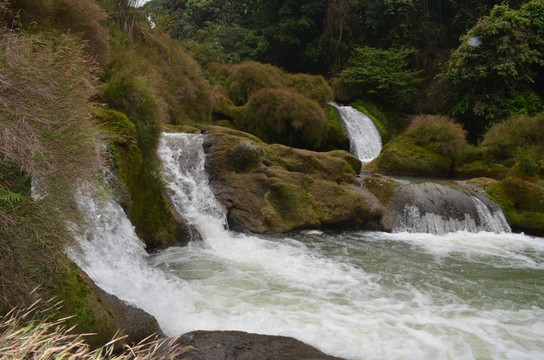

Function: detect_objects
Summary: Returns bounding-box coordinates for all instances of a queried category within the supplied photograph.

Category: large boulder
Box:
[363,138,452,177]
[171,330,343,360]
[202,126,382,233]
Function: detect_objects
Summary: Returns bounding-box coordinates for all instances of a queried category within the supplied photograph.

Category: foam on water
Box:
[330,103,382,163]
[67,133,544,360]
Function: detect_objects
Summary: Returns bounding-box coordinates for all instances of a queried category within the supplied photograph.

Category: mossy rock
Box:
[263,182,321,230]
[362,174,398,206]
[364,138,451,177]
[202,126,379,233]
[57,263,161,349]
[484,175,544,235]
[98,108,189,249]
[455,160,510,179]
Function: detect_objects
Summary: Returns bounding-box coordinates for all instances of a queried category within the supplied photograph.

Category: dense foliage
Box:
[147,0,544,141]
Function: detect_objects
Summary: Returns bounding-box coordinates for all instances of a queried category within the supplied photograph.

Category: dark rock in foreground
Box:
[172,330,344,360]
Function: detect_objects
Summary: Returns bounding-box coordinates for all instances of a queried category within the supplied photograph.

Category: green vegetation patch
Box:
[264,182,321,229]
[239,88,329,150]
[485,176,544,235]
[364,138,452,177]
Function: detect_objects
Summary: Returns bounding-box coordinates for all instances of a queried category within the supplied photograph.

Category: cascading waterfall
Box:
[157,133,227,237]
[330,103,382,163]
[393,197,511,234]
[66,132,544,360]
[391,182,511,234]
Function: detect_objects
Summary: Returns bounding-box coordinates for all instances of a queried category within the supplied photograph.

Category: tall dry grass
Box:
[0,298,192,359]
[0,29,103,207]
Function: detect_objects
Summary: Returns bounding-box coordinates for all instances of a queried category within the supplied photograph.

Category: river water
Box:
[68,133,544,360]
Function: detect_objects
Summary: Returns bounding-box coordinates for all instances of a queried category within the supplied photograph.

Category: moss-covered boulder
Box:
[482,175,544,236]
[455,160,510,179]
[97,109,192,250]
[364,138,452,177]
[202,126,381,233]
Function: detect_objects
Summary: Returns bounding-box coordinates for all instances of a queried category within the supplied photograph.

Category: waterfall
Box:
[157,133,228,237]
[65,133,544,360]
[391,182,511,234]
[331,103,382,163]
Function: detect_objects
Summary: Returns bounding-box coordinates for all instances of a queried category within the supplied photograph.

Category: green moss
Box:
[351,100,390,142]
[97,108,182,249]
[324,105,349,151]
[485,176,544,235]
[364,138,451,177]
[456,160,510,179]
[363,175,397,205]
[264,182,320,229]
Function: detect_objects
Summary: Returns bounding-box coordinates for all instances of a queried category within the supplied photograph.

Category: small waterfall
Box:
[157,133,228,237]
[391,182,511,234]
[331,103,382,163]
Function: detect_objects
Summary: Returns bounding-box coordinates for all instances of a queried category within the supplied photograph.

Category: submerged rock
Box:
[171,330,344,360]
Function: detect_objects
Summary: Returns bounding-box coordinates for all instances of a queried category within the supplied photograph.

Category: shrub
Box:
[226,61,283,106]
[480,113,544,176]
[405,115,468,160]
[282,73,334,106]
[239,88,328,150]
[481,113,544,160]
[130,32,214,124]
[0,30,101,206]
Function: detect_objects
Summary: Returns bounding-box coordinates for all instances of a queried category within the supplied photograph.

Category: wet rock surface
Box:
[202,126,381,233]
[172,330,344,360]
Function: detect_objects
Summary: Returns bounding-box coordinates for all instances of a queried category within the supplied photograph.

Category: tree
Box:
[338,46,423,111]
[447,3,542,140]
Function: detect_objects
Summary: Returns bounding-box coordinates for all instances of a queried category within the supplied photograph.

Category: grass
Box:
[0,298,193,359]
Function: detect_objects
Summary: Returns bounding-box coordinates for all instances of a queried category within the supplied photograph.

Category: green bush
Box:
[226,61,283,106]
[282,73,334,106]
[239,88,328,150]
[405,115,468,160]
[130,32,214,124]
[103,71,164,160]
[481,113,544,161]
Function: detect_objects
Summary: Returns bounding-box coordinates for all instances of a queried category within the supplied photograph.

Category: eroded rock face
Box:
[171,330,344,360]
[202,126,381,233]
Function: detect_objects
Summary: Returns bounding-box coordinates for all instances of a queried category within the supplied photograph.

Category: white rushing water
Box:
[68,133,544,360]
[394,197,511,234]
[331,103,382,163]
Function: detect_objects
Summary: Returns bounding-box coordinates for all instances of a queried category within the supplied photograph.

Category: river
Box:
[68,132,544,360]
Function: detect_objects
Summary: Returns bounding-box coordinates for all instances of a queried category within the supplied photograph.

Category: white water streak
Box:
[331,103,382,163]
[394,197,511,234]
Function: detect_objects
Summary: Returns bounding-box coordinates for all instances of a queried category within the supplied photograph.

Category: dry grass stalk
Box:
[0,298,194,359]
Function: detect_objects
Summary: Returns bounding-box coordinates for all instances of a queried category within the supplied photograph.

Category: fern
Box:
[0,186,23,206]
